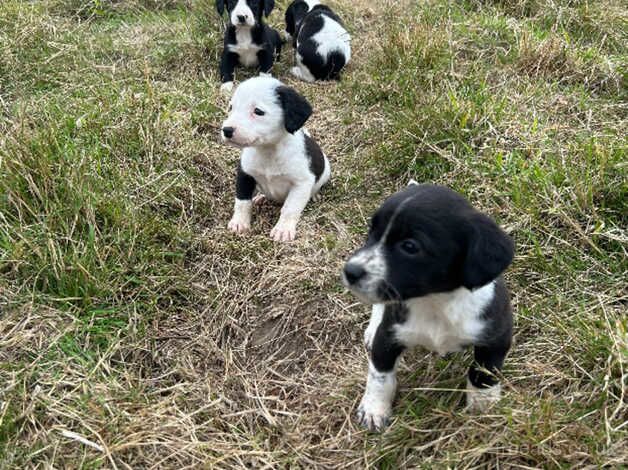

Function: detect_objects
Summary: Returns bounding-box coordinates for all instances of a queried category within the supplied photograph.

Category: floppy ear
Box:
[285,4,295,36]
[276,85,312,133]
[462,213,514,289]
[263,0,275,17]
[216,0,225,16]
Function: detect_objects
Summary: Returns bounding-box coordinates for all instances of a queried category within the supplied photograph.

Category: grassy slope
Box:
[0,0,626,467]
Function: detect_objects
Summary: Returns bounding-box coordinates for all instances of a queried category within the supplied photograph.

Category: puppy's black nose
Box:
[237,15,246,23]
[222,126,235,139]
[344,263,366,285]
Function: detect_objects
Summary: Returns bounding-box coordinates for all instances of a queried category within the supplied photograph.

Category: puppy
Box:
[342,183,515,431]
[221,76,331,242]
[216,0,283,94]
[284,0,351,82]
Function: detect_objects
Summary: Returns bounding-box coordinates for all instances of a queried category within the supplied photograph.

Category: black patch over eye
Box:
[400,239,420,255]
[254,108,265,116]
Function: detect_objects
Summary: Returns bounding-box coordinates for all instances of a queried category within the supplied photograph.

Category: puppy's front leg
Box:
[270,183,312,242]
[220,51,239,94]
[228,166,256,234]
[357,316,405,432]
[466,343,509,411]
[256,48,274,75]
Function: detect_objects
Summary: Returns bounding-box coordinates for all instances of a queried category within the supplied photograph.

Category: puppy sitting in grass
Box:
[221,76,331,242]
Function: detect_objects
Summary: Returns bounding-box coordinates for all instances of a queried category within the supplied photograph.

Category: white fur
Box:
[303,0,321,8]
[291,53,316,82]
[357,361,397,431]
[223,77,330,242]
[228,198,252,234]
[230,0,255,27]
[309,15,351,62]
[363,303,384,351]
[394,282,495,356]
[227,27,262,67]
[466,378,501,412]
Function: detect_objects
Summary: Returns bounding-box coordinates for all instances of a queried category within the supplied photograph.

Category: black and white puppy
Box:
[343,183,515,431]
[284,0,351,82]
[221,76,331,242]
[216,0,283,94]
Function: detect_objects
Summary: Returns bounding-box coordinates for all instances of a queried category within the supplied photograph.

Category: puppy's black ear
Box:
[462,213,514,289]
[263,0,275,17]
[276,85,312,133]
[216,0,225,16]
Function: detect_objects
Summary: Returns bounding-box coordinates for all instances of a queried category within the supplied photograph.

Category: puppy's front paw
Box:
[465,380,501,412]
[356,396,391,432]
[220,81,234,95]
[228,217,250,234]
[252,194,267,206]
[270,221,297,242]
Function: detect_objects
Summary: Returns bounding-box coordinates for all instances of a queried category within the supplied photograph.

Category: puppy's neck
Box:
[254,131,300,155]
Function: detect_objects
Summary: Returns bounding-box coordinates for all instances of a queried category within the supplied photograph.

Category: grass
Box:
[0,0,626,467]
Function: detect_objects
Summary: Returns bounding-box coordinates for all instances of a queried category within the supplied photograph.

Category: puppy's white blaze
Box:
[364,303,385,350]
[303,0,321,9]
[308,16,351,63]
[466,378,502,412]
[407,179,419,186]
[230,0,255,26]
[347,244,387,294]
[358,360,396,430]
[394,282,495,355]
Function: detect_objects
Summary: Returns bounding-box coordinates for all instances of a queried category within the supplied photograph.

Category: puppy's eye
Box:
[253,108,265,116]
[400,239,420,255]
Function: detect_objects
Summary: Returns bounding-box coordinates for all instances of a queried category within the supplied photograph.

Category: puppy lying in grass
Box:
[343,182,515,431]
[284,0,351,82]
[221,76,331,242]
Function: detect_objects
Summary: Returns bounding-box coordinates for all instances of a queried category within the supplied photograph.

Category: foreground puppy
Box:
[216,0,283,94]
[222,76,331,242]
[284,0,351,82]
[343,183,514,431]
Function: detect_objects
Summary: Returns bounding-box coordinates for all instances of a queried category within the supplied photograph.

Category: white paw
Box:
[465,379,501,412]
[283,30,293,41]
[258,72,272,78]
[356,395,392,432]
[227,217,250,234]
[270,221,297,242]
[252,194,267,206]
[220,81,234,95]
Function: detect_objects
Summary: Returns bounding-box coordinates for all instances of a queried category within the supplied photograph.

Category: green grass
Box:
[1,0,626,467]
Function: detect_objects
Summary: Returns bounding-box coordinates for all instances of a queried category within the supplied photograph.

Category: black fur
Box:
[370,303,407,372]
[217,0,282,83]
[285,2,349,80]
[275,86,313,133]
[235,164,256,200]
[304,133,324,181]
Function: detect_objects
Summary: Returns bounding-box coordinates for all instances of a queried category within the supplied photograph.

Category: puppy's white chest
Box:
[393,284,494,355]
[228,29,261,67]
[241,152,292,202]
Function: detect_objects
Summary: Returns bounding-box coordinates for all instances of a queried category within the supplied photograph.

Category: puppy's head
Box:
[343,184,514,304]
[221,76,313,147]
[216,0,274,27]
[285,0,317,39]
